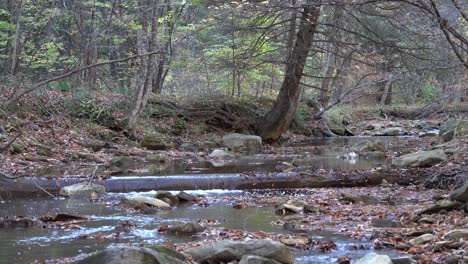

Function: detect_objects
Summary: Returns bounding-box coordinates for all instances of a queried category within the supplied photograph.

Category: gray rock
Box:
[59,182,106,197]
[376,127,402,136]
[155,192,179,207]
[124,195,171,209]
[450,181,468,202]
[391,256,417,264]
[392,149,447,168]
[363,151,386,160]
[76,246,185,264]
[176,191,198,202]
[141,134,173,150]
[354,140,386,152]
[184,240,293,264]
[239,255,281,264]
[168,222,205,235]
[222,133,262,154]
[439,119,468,142]
[355,252,392,264]
[209,149,237,158]
[146,154,168,163]
[303,204,320,213]
[444,229,468,239]
[417,201,464,215]
[409,234,436,245]
[76,152,104,162]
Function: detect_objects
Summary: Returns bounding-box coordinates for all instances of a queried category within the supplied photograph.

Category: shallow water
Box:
[0,190,403,263]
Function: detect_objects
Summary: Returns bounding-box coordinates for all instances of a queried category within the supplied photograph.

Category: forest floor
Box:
[0,92,467,263]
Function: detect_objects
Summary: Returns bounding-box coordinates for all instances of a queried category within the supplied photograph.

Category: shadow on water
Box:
[0,191,403,263]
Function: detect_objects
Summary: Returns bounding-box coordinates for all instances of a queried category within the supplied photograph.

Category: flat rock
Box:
[184,239,294,264]
[391,256,417,264]
[168,222,205,235]
[125,195,170,209]
[392,149,447,168]
[279,237,311,247]
[444,229,468,239]
[371,219,400,228]
[59,182,106,197]
[209,149,237,158]
[76,246,185,264]
[409,234,436,245]
[355,252,392,264]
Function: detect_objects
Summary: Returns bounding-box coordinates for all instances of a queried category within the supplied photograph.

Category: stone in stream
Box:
[184,239,294,264]
[391,149,447,168]
[76,246,185,264]
[450,181,468,203]
[376,127,403,136]
[109,156,142,169]
[222,133,262,154]
[239,255,282,264]
[439,119,468,142]
[391,256,417,264]
[155,191,179,207]
[59,182,106,197]
[167,222,205,235]
[76,152,104,162]
[409,234,436,245]
[209,148,237,158]
[141,134,173,150]
[176,191,198,202]
[354,140,386,152]
[124,195,171,209]
[355,252,392,264]
[78,139,107,152]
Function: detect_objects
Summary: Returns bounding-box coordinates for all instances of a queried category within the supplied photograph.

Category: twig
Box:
[31,177,55,198]
[0,132,22,153]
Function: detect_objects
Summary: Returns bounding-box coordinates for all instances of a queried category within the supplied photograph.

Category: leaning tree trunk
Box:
[256,3,321,141]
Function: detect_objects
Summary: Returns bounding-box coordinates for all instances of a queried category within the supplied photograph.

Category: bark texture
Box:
[256,3,321,141]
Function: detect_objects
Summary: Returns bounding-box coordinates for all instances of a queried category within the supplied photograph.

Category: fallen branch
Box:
[0,132,22,153]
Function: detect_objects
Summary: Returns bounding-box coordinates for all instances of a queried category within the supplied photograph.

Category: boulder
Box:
[450,181,468,202]
[439,119,468,142]
[222,133,262,154]
[76,152,104,162]
[124,195,171,209]
[76,246,185,264]
[141,134,172,150]
[390,257,417,264]
[444,229,468,239]
[59,182,106,197]
[392,149,447,168]
[409,234,436,245]
[239,255,282,264]
[184,240,293,264]
[355,253,392,264]
[146,154,169,164]
[167,222,205,235]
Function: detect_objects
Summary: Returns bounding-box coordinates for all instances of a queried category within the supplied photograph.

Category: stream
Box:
[0,136,418,263]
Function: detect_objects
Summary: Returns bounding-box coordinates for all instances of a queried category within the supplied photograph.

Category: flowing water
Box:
[0,137,415,263]
[0,190,403,263]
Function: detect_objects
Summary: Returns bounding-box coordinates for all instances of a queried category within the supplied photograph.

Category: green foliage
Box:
[418,83,434,103]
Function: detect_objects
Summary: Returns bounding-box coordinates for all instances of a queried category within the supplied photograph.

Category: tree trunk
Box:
[379,73,397,106]
[256,3,321,141]
[127,0,161,136]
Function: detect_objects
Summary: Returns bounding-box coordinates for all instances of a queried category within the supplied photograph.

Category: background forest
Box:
[0,0,467,138]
